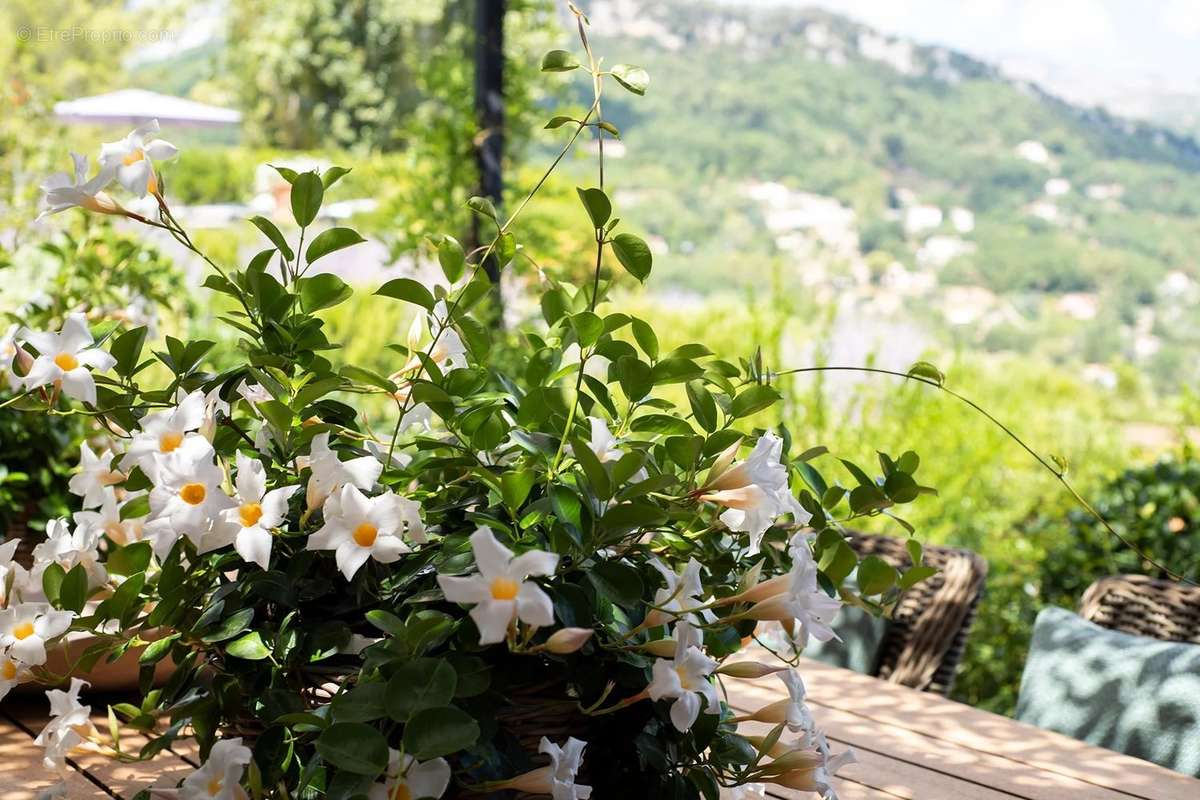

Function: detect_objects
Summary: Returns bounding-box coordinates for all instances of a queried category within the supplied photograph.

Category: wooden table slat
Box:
[724,656,1200,800]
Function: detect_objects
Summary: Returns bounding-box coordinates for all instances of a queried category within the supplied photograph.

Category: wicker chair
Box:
[1078,574,1200,644]
[844,531,988,696]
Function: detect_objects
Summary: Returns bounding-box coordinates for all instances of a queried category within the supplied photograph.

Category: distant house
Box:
[949,207,975,233]
[917,235,975,269]
[1015,140,1051,165]
[1085,183,1125,201]
[904,204,942,235]
[1055,293,1099,321]
[54,89,241,129]
[1044,178,1071,197]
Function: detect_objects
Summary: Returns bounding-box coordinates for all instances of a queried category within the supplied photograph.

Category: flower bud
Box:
[545,627,593,654]
[716,661,787,679]
[639,638,677,657]
[746,594,793,622]
[725,574,789,606]
[495,766,554,794]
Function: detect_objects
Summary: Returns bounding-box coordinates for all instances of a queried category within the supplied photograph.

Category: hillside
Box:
[583,0,1200,388]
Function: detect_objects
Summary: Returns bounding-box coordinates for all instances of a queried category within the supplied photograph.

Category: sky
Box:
[732,0,1200,114]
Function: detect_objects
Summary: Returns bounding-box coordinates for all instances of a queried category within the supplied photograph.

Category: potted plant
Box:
[1,10,936,798]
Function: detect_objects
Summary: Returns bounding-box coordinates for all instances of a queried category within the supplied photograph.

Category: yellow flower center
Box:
[1,660,17,680]
[54,352,79,371]
[159,431,184,452]
[123,148,145,166]
[353,523,378,548]
[391,784,412,800]
[12,622,34,641]
[207,776,222,796]
[180,483,207,505]
[490,577,520,601]
[676,664,694,690]
[239,502,264,528]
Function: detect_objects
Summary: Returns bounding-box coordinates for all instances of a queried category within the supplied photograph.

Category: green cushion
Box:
[803,604,889,674]
[1016,605,1200,776]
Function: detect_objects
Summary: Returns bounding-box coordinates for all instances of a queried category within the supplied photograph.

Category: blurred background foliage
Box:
[2,0,1199,717]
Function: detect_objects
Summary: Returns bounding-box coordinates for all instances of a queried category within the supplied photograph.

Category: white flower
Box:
[647,621,720,733]
[121,389,208,475]
[700,432,810,554]
[73,488,147,548]
[587,416,623,463]
[31,518,108,590]
[98,119,178,198]
[219,452,299,569]
[19,313,116,405]
[428,301,468,371]
[367,750,451,800]
[180,737,252,800]
[37,152,122,219]
[1,323,22,389]
[305,432,383,510]
[540,736,593,800]
[0,649,32,701]
[500,737,593,799]
[437,526,558,645]
[766,733,857,799]
[148,438,235,542]
[0,538,33,606]
[0,603,73,665]
[644,557,708,628]
[236,381,272,406]
[562,343,610,382]
[306,484,424,580]
[748,543,841,648]
[34,678,92,771]
[68,442,126,509]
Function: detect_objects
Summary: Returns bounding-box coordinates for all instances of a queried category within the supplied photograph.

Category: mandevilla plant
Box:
[2,9,936,799]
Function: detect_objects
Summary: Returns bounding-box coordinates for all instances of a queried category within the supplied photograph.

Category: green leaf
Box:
[650,358,703,385]
[376,278,434,310]
[730,385,781,418]
[42,562,65,606]
[331,683,386,723]
[686,380,719,432]
[572,439,612,500]
[110,326,148,378]
[258,399,294,433]
[611,233,652,282]
[900,564,939,590]
[119,495,151,521]
[138,633,179,665]
[106,542,151,578]
[541,49,581,71]
[60,563,89,613]
[249,216,293,261]
[630,318,659,360]
[321,166,352,189]
[200,608,255,644]
[466,196,499,223]
[304,227,366,267]
[437,236,466,283]
[402,706,480,760]
[610,64,650,95]
[290,171,324,227]
[907,360,945,386]
[587,560,645,607]
[270,164,299,183]
[500,470,536,510]
[297,273,353,312]
[385,659,457,722]
[340,365,397,393]
[316,723,389,776]
[576,187,612,228]
[364,610,405,638]
[226,631,270,660]
[857,556,898,596]
[545,115,577,129]
[570,311,604,348]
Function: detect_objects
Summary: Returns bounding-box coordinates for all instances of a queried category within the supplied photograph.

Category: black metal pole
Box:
[475,0,505,288]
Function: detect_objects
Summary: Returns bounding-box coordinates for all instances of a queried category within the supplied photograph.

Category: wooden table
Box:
[724,658,1200,799]
[3,658,1198,798]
